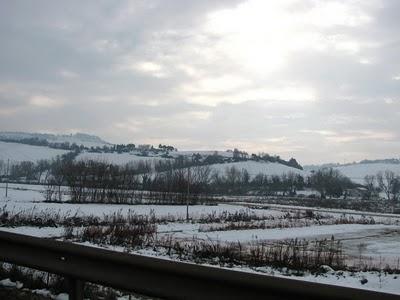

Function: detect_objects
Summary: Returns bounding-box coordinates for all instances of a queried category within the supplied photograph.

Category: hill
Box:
[0,132,110,148]
[305,160,400,184]
[0,141,69,163]
[210,160,305,178]
[0,131,305,179]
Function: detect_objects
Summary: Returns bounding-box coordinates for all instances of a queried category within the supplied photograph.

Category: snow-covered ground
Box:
[1,183,400,295]
[334,163,400,184]
[172,150,233,158]
[0,131,110,148]
[210,160,305,178]
[306,162,400,184]
[0,141,69,163]
[240,266,400,295]
[76,151,169,166]
[76,151,305,180]
[170,223,398,243]
[0,226,65,238]
[0,200,271,219]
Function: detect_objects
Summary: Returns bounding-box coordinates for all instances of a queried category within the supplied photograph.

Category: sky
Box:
[0,0,399,164]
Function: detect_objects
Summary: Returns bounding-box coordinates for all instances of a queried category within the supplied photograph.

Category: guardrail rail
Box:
[0,231,398,300]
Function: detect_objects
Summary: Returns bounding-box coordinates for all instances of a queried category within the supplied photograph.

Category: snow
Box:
[2,183,400,295]
[0,226,64,238]
[0,278,19,288]
[171,223,399,243]
[77,151,305,178]
[210,160,305,178]
[306,162,400,184]
[0,277,69,299]
[245,267,400,295]
[0,200,276,219]
[76,151,169,165]
[0,131,110,148]
[79,243,400,295]
[0,183,287,220]
[0,141,69,163]
[55,293,69,300]
[0,184,45,202]
[173,150,233,158]
[334,163,400,184]
[237,202,400,220]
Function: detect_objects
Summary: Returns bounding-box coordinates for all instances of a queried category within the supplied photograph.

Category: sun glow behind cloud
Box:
[1,0,398,164]
[204,0,371,74]
[170,0,373,106]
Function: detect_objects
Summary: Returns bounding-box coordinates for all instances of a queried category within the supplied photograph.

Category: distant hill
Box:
[1,131,306,178]
[209,160,305,179]
[0,132,110,148]
[305,159,400,184]
[0,141,70,163]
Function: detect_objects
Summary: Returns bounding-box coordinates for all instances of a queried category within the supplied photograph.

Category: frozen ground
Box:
[241,266,400,295]
[0,183,47,202]
[0,183,283,218]
[210,160,305,178]
[0,226,64,238]
[76,151,169,166]
[236,202,400,220]
[306,162,400,184]
[0,141,69,163]
[0,200,278,220]
[172,150,233,158]
[1,183,400,295]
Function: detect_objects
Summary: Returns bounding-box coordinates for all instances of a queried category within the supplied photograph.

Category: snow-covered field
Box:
[73,150,400,183]
[76,152,305,179]
[305,162,400,184]
[1,183,400,295]
[334,163,400,184]
[0,131,110,148]
[5,136,400,188]
[0,141,69,163]
[76,151,169,166]
[172,150,233,158]
[210,160,305,178]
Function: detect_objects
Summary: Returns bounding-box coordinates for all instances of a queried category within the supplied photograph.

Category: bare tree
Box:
[0,160,5,177]
[376,171,395,202]
[363,175,376,200]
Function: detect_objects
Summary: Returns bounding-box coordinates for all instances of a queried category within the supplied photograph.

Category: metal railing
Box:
[0,231,398,300]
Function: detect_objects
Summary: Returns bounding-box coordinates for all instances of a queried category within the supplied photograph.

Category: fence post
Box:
[67,277,84,300]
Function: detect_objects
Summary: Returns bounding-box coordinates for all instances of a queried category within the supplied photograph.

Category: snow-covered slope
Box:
[333,163,400,184]
[305,162,400,184]
[210,161,305,178]
[172,150,233,158]
[0,141,69,163]
[77,152,304,177]
[76,152,170,165]
[0,132,110,148]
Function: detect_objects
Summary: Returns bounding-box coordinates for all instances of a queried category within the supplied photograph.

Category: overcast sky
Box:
[0,0,399,164]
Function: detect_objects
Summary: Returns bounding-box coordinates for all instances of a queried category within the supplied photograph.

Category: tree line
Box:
[363,170,400,203]
[4,156,400,205]
[38,159,359,203]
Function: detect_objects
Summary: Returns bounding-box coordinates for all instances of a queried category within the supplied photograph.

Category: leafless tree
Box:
[363,175,377,200]
[377,171,395,201]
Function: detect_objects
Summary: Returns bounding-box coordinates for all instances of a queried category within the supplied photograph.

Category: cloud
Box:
[59,70,79,79]
[0,0,400,163]
[29,95,63,108]
[129,61,167,78]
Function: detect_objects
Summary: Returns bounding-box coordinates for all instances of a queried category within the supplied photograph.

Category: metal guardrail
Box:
[0,231,398,300]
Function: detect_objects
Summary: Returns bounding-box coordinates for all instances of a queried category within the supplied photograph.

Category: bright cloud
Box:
[29,96,63,108]
[0,0,399,164]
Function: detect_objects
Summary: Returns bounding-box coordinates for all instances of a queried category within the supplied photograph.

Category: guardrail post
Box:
[67,277,84,300]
